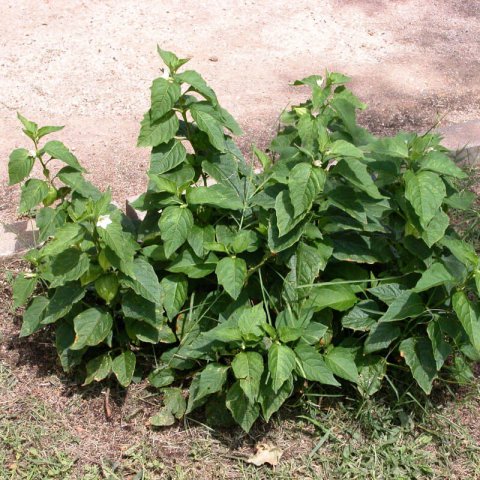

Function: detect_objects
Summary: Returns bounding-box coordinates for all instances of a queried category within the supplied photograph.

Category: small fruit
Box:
[98,250,111,270]
[42,187,58,206]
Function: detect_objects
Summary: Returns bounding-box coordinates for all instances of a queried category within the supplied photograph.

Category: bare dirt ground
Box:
[1,0,480,224]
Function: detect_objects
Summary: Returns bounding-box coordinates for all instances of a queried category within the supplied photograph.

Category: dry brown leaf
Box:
[246,442,283,467]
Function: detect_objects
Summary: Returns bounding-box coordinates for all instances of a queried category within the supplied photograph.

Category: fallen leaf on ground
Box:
[246,443,283,466]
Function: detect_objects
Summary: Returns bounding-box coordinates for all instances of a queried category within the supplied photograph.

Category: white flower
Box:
[326,159,338,171]
[161,66,171,79]
[28,149,36,158]
[96,214,112,229]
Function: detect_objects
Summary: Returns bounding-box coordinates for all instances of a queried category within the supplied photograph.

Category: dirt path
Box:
[1,0,479,224]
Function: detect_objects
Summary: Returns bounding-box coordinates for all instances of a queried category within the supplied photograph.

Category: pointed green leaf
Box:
[259,376,293,422]
[294,344,340,386]
[8,148,35,185]
[70,307,113,350]
[379,291,424,322]
[452,291,480,352]
[160,274,188,320]
[43,140,84,171]
[150,78,181,122]
[232,351,264,403]
[112,351,136,387]
[149,139,187,175]
[419,151,466,179]
[20,296,49,337]
[19,179,49,213]
[84,354,112,385]
[325,347,358,383]
[427,321,452,370]
[364,322,401,354]
[175,70,218,104]
[190,103,226,151]
[215,256,247,300]
[268,344,296,392]
[137,110,179,147]
[187,184,244,211]
[42,282,85,325]
[226,381,260,433]
[159,206,194,258]
[288,163,326,217]
[399,337,437,394]
[13,273,37,309]
[187,363,229,413]
[413,262,454,292]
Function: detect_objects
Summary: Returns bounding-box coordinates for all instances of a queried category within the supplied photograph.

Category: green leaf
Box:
[159,206,194,258]
[357,356,387,397]
[452,291,480,352]
[268,344,296,392]
[324,347,358,383]
[37,125,64,139]
[84,354,112,385]
[57,167,102,200]
[42,282,85,325]
[97,220,137,264]
[149,139,187,175]
[328,139,364,159]
[150,78,181,122]
[167,248,218,279]
[157,47,190,73]
[226,381,260,433]
[364,322,401,354]
[419,151,466,179]
[268,213,306,253]
[307,284,357,312]
[175,70,218,104]
[259,376,293,422]
[238,303,267,340]
[148,366,175,388]
[137,110,179,147]
[150,387,186,426]
[19,179,49,213]
[379,291,424,322]
[112,351,136,387]
[187,184,244,211]
[440,237,478,269]
[369,283,407,305]
[123,257,162,304]
[160,274,188,320]
[274,190,298,236]
[41,223,84,258]
[43,140,84,171]
[36,207,67,242]
[232,351,264,403]
[190,103,226,151]
[20,296,49,337]
[288,163,326,217]
[294,344,340,386]
[50,248,90,287]
[253,146,271,170]
[333,159,383,199]
[404,170,446,228]
[413,262,454,292]
[427,321,452,370]
[187,224,215,257]
[13,273,37,309]
[8,148,34,185]
[369,136,408,158]
[341,300,378,332]
[399,337,437,394]
[421,210,449,248]
[215,256,247,300]
[70,307,113,350]
[17,112,38,138]
[187,363,229,413]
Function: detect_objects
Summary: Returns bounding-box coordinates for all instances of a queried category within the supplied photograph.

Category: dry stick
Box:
[104,386,112,420]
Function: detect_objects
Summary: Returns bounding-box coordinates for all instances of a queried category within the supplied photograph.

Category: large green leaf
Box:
[413,262,454,292]
[112,351,136,387]
[137,110,179,147]
[149,140,186,175]
[333,159,383,199]
[399,337,437,394]
[43,140,84,171]
[70,307,113,350]
[421,210,449,247]
[167,248,217,279]
[42,282,85,325]
[150,387,186,426]
[150,78,181,122]
[215,256,247,300]
[427,321,452,370]
[226,381,260,433]
[84,354,112,385]
[187,184,244,211]
[452,291,480,352]
[8,148,34,185]
[231,351,264,403]
[341,300,378,332]
[364,322,401,354]
[379,291,424,322]
[187,224,215,257]
[123,257,162,304]
[356,355,387,397]
[268,344,296,392]
[159,206,194,258]
[175,70,218,105]
[49,248,90,287]
[259,376,293,422]
[419,151,466,179]
[288,163,326,217]
[97,220,137,264]
[404,170,446,228]
[13,273,37,309]
[41,223,84,258]
[294,344,340,386]
[190,103,226,151]
[187,363,229,413]
[19,179,49,213]
[324,347,358,383]
[160,274,188,320]
[20,296,49,337]
[307,284,357,312]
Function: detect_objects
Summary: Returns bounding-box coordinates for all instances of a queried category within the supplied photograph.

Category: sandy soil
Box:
[1,0,479,224]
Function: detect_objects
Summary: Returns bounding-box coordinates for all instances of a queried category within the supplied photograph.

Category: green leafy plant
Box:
[9,48,480,432]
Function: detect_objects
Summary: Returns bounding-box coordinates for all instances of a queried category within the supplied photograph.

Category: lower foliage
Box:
[8,48,480,431]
